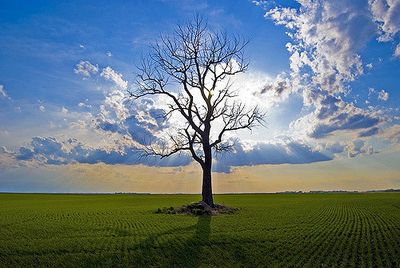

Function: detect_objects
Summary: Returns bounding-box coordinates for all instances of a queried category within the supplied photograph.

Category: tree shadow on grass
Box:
[133,215,211,267]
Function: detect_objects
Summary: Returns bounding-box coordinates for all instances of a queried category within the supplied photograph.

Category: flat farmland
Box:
[1,193,399,267]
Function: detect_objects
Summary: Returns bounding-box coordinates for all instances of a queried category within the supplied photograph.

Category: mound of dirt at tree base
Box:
[156,201,238,216]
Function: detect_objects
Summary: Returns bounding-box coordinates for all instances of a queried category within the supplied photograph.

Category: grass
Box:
[0,193,399,267]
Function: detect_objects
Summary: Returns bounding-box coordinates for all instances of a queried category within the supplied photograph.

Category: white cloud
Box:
[231,70,281,109]
[252,0,267,6]
[289,95,381,139]
[261,1,386,141]
[61,106,69,115]
[369,0,400,42]
[70,63,160,147]
[359,127,380,137]
[78,102,91,108]
[378,89,389,101]
[368,87,376,96]
[369,0,400,56]
[74,60,99,77]
[100,66,128,90]
[266,1,376,98]
[213,138,332,172]
[103,89,128,121]
[395,43,400,57]
[346,139,374,158]
[379,124,400,143]
[258,72,293,102]
[0,146,18,169]
[15,135,191,167]
[0,85,10,100]
[12,134,338,173]
[369,87,390,101]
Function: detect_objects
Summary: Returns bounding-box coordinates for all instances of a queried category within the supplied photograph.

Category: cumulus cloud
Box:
[252,0,268,6]
[346,139,374,158]
[226,69,288,111]
[290,94,381,138]
[0,146,11,154]
[73,61,158,145]
[266,0,375,97]
[0,85,10,100]
[319,139,377,158]
[359,127,380,137]
[378,89,389,101]
[368,87,376,96]
[61,106,68,115]
[74,62,127,90]
[256,1,389,141]
[96,97,168,146]
[78,102,91,109]
[259,72,293,100]
[369,0,400,42]
[395,43,400,57]
[0,146,18,169]
[319,142,346,155]
[379,124,400,143]
[15,136,191,167]
[369,0,400,56]
[72,62,169,147]
[74,60,99,77]
[213,139,332,173]
[14,135,344,173]
[100,66,128,89]
[369,87,390,101]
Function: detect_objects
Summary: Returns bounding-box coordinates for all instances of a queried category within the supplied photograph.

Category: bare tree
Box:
[130,17,263,207]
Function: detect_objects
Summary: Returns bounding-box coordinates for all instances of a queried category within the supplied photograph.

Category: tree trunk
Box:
[202,146,214,207]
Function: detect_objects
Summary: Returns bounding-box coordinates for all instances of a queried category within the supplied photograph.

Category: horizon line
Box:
[1,189,399,195]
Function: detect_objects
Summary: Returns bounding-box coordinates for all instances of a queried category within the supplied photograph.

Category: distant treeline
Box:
[275,189,400,194]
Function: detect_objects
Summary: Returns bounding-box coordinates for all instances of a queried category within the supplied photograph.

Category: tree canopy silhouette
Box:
[130,17,264,207]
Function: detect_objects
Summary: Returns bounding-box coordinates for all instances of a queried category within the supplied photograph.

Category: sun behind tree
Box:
[130,17,264,208]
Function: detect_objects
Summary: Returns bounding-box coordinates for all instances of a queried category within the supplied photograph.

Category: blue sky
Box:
[0,0,399,193]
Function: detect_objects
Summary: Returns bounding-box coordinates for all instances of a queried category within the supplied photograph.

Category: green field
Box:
[1,193,400,267]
